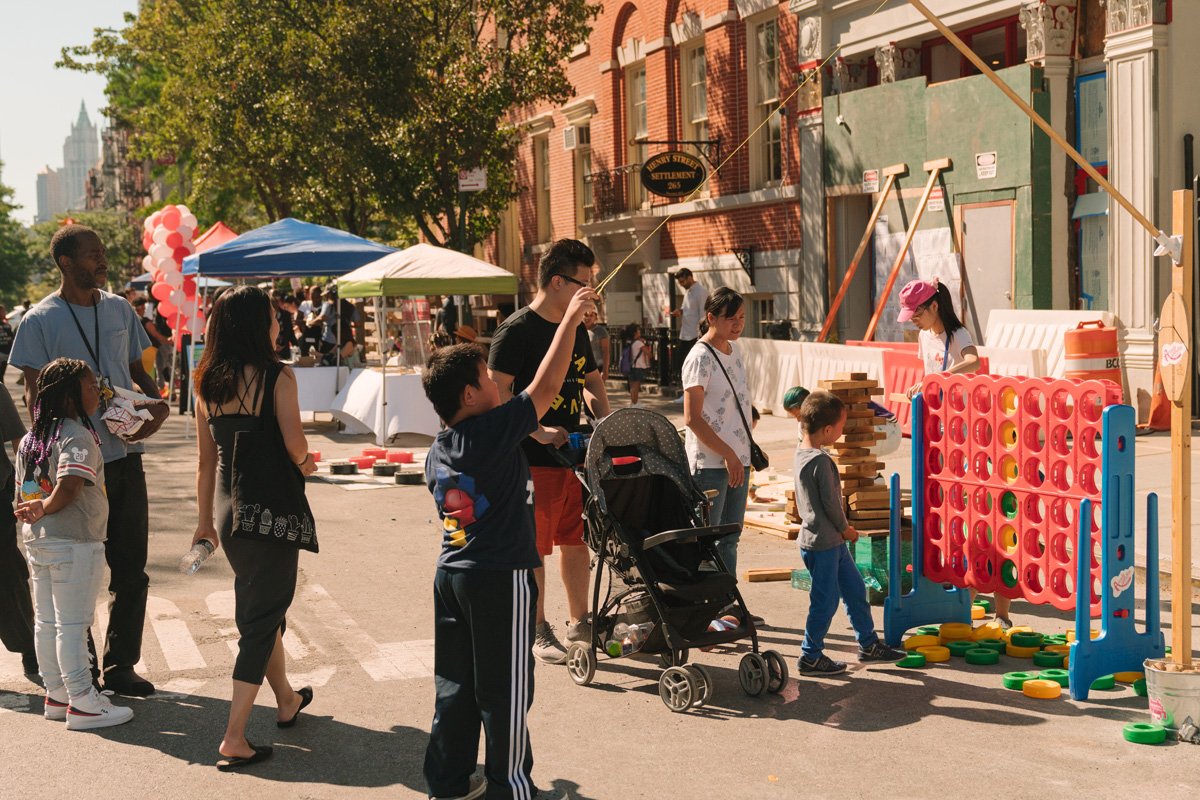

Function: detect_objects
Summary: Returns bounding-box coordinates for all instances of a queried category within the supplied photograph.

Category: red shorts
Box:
[530,466,586,557]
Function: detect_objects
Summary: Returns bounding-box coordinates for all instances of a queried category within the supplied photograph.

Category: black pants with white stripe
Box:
[426,567,538,800]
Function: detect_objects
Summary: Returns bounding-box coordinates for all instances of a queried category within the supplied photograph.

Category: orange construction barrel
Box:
[1064,321,1121,385]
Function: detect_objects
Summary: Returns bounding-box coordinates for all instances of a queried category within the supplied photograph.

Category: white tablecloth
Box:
[329,369,441,442]
[293,366,350,414]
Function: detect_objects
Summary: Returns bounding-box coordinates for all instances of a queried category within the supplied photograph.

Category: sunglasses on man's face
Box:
[557,274,590,289]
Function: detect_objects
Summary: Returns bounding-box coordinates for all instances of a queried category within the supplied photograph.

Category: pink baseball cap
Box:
[897,279,938,322]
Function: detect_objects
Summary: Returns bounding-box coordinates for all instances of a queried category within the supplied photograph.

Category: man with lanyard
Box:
[669,268,708,401]
[488,239,611,663]
[10,225,168,696]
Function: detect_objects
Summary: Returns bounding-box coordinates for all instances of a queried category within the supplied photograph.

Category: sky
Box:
[0,0,140,225]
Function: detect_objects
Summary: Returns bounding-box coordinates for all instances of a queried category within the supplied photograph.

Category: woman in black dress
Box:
[191,286,318,770]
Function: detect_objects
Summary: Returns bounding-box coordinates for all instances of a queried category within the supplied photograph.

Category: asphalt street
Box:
[1,379,1198,799]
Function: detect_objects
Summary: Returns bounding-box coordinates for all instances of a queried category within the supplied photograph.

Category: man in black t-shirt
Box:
[489,239,610,664]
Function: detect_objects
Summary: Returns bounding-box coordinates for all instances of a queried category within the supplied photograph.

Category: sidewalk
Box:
[611,383,1200,586]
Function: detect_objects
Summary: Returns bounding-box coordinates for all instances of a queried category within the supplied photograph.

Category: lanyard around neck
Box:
[61,291,102,375]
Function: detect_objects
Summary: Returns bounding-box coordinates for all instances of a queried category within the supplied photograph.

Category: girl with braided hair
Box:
[16,358,134,730]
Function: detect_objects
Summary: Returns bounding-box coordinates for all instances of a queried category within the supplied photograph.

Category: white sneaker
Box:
[532,622,568,665]
[44,690,68,721]
[67,687,134,730]
[431,776,486,800]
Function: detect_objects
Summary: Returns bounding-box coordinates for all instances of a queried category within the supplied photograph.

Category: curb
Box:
[1133,562,1200,592]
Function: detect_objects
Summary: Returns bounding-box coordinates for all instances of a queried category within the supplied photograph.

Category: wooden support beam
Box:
[863,161,949,341]
[1168,190,1194,664]
[818,163,907,342]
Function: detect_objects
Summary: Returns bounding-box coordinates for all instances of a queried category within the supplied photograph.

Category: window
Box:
[535,136,550,242]
[683,44,708,144]
[626,64,648,209]
[748,15,781,187]
[923,17,1027,84]
[575,125,593,224]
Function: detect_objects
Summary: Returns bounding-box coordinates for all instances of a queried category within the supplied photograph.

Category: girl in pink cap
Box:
[897,279,980,399]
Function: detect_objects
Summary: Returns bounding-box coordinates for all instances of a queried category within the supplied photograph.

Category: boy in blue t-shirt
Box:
[421,286,596,800]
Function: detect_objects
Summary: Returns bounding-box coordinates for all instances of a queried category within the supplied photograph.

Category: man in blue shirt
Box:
[420,283,596,800]
[10,225,168,696]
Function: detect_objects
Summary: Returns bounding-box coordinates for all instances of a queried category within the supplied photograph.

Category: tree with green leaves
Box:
[25,212,142,290]
[0,161,32,303]
[62,0,598,253]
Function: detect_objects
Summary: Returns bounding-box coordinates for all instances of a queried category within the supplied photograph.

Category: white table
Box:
[329,369,442,443]
[293,366,350,414]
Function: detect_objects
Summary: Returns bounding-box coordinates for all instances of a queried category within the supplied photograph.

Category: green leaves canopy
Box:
[61,0,598,251]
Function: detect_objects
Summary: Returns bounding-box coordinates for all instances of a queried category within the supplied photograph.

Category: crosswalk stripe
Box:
[155,678,208,699]
[147,596,207,672]
[378,640,435,680]
[301,584,406,682]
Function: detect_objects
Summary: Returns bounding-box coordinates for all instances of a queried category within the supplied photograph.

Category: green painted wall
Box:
[823,65,1050,310]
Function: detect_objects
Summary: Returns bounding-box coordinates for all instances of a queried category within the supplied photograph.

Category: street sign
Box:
[862,169,880,193]
[457,168,487,192]
[639,151,706,198]
[928,186,945,213]
[1160,290,1190,403]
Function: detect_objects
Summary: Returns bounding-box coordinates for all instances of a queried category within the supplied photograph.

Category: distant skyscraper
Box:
[36,166,64,224]
[61,101,99,211]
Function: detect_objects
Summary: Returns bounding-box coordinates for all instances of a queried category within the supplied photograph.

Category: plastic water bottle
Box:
[178,540,216,575]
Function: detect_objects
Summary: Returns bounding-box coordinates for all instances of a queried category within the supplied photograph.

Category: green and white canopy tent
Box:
[337,243,520,443]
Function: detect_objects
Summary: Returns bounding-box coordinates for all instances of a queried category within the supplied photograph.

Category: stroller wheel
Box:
[659,648,690,668]
[566,643,596,686]
[738,653,768,697]
[686,664,713,708]
[762,650,789,694]
[658,667,697,712]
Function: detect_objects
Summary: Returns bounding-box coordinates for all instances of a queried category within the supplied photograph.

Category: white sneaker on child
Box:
[44,690,68,721]
[67,687,134,730]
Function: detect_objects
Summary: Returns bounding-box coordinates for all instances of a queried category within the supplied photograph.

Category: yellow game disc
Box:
[972,622,1003,641]
[917,646,951,662]
[904,635,940,651]
[972,605,985,620]
[1006,643,1040,658]
[1022,679,1062,699]
[1045,644,1071,654]
[1114,671,1145,683]
[1065,628,1100,642]
[1002,625,1034,643]
[939,623,973,641]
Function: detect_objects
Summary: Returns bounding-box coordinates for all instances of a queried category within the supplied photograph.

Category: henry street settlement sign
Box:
[640,150,707,198]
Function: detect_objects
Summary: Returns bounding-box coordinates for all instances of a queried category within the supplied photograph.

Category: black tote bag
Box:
[230,364,319,552]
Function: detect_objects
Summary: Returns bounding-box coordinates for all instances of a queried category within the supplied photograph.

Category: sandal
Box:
[217,741,273,771]
[277,686,313,728]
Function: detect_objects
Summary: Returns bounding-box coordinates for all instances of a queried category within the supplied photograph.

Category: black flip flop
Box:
[277,686,313,728]
[216,742,273,771]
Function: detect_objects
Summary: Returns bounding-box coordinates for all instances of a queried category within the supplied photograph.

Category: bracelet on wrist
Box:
[296,453,312,467]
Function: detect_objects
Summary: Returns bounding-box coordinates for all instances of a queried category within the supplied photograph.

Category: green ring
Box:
[1010,631,1045,648]
[1133,678,1148,697]
[1032,650,1065,668]
[1037,668,1070,687]
[1042,634,1067,645]
[917,626,940,636]
[1000,560,1019,588]
[1002,671,1036,690]
[1091,674,1116,690]
[976,638,1006,653]
[1122,722,1166,744]
[973,598,992,613]
[898,652,927,668]
[946,640,977,657]
[1000,491,1018,519]
[965,648,1000,665]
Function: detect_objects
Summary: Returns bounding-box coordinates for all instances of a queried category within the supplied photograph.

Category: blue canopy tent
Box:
[128,272,231,290]
[182,217,398,277]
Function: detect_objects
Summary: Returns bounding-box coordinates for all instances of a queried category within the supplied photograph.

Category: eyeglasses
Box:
[557,274,590,289]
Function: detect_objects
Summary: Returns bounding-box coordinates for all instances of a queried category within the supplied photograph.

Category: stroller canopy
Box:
[584,409,695,515]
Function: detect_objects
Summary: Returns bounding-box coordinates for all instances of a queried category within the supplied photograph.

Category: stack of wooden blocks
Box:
[819,373,896,535]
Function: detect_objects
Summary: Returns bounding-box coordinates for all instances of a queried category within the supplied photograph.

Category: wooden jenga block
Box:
[819,379,878,391]
[835,372,869,381]
[829,446,872,457]
[830,454,879,464]
[839,432,885,443]
[849,508,891,520]
[848,496,890,510]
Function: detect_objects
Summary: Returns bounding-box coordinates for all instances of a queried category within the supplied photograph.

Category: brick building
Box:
[485,0,1198,404]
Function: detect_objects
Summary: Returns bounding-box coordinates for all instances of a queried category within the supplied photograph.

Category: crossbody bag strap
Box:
[258,362,282,432]
[701,342,756,445]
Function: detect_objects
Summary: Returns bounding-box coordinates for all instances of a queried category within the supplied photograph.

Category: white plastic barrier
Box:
[984,310,1115,378]
[738,339,885,417]
[976,346,1047,378]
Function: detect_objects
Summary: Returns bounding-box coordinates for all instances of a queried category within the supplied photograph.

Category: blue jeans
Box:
[25,538,106,698]
[799,543,879,660]
[693,466,751,578]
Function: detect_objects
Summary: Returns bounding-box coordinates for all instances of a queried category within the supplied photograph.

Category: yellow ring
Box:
[917,646,951,662]
[1065,628,1100,642]
[1045,644,1071,655]
[1006,643,1040,658]
[972,623,1003,641]
[904,635,940,651]
[1114,671,1145,683]
[939,623,973,640]
[1002,625,1034,643]
[1022,679,1062,699]
[972,605,985,620]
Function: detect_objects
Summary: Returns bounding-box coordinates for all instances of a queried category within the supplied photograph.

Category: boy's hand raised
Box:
[565,287,599,327]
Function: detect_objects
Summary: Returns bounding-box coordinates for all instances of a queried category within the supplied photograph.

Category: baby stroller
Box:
[564,408,787,712]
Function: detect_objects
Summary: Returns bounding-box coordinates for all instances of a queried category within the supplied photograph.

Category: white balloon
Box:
[180,298,198,317]
[182,241,196,255]
[187,316,205,336]
[181,213,198,231]
[176,224,194,242]
[177,205,190,217]
[143,217,154,234]
[153,228,170,246]
[141,255,154,272]
[155,257,179,274]
[169,289,185,306]
[164,270,184,289]
[150,243,172,262]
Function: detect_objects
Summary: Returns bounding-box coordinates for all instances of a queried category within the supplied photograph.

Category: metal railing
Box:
[584,164,641,219]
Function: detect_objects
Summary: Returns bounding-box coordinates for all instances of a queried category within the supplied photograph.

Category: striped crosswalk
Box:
[0,582,435,699]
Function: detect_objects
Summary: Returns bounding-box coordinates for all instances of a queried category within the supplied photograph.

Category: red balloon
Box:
[151,282,173,302]
[161,208,182,231]
[165,231,183,249]
[183,277,197,294]
[152,270,164,283]
[148,211,163,230]
[172,246,191,264]
[158,299,178,319]
[142,233,153,252]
